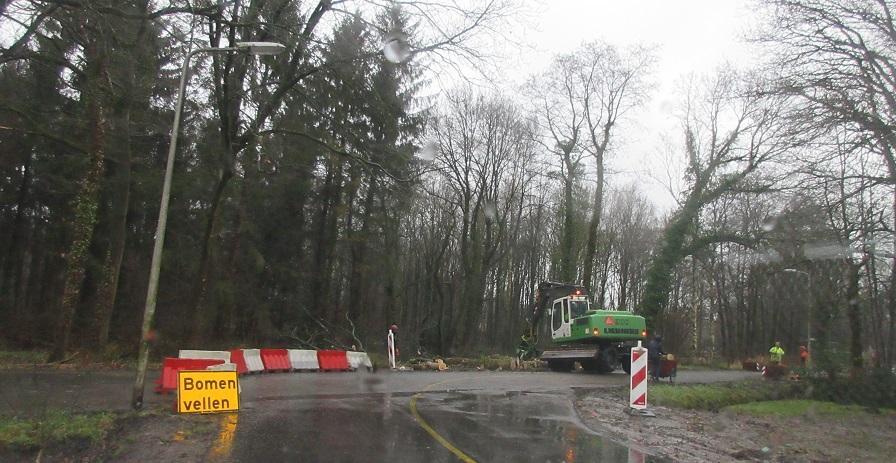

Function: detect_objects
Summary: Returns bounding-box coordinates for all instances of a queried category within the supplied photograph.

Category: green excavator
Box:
[518,281,647,373]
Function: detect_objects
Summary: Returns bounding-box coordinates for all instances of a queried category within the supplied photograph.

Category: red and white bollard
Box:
[628,340,654,416]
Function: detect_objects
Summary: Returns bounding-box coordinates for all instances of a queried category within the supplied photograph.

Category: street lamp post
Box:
[131,42,286,410]
[783,268,812,368]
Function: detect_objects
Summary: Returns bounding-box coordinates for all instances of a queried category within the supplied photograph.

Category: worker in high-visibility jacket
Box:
[769,341,785,365]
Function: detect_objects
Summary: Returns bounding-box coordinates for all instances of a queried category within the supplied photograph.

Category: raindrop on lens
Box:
[484,202,497,220]
[418,141,437,161]
[761,217,777,232]
[383,32,411,64]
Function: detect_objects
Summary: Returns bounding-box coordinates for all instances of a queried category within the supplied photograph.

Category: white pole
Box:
[387,330,396,369]
[131,45,265,410]
[132,48,201,410]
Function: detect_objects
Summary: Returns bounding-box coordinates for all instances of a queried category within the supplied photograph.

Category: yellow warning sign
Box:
[177,370,240,414]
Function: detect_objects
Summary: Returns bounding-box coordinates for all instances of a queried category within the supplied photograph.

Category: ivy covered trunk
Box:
[49,23,109,361]
[641,203,696,331]
[92,106,131,348]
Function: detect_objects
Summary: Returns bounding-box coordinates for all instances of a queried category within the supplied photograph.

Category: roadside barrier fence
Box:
[157,348,372,393]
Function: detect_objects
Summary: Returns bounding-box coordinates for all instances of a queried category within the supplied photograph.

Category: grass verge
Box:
[0,411,115,450]
[0,347,159,370]
[650,380,804,411]
[676,360,739,371]
[724,399,894,418]
[0,350,49,366]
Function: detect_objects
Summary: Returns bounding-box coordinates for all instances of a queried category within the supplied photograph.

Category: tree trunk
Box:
[49,29,109,361]
[349,177,377,321]
[889,190,896,368]
[582,157,604,291]
[597,246,611,308]
[91,98,132,349]
[190,169,233,344]
[560,167,576,283]
[309,156,344,324]
[1,149,31,326]
[846,261,863,372]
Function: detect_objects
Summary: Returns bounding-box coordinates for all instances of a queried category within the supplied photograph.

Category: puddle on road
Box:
[197,387,669,463]
[422,391,669,463]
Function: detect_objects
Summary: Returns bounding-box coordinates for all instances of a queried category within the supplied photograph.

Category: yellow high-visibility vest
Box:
[769,346,784,362]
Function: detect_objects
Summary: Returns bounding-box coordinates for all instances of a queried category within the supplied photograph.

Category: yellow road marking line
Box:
[207,413,239,460]
[409,378,478,463]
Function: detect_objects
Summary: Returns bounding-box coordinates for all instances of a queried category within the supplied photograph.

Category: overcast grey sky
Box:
[473,0,762,213]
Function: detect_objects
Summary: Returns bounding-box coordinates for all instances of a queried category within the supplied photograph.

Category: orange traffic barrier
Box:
[317,350,350,371]
[260,349,291,372]
[154,357,225,394]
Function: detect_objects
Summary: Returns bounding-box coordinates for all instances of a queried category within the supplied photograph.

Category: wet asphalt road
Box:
[213,369,753,462]
[0,368,165,416]
[0,368,755,462]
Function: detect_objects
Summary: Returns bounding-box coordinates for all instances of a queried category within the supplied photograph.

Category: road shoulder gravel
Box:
[573,386,896,462]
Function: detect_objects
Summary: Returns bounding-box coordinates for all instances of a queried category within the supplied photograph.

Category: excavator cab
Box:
[549,293,589,340]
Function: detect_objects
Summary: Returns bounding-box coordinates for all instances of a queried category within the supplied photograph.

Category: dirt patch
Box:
[574,389,896,462]
[403,355,547,372]
[102,408,225,462]
[0,438,97,463]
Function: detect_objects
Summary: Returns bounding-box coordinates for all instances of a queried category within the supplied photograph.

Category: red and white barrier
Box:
[288,349,320,371]
[630,341,648,410]
[178,350,231,361]
[260,349,291,371]
[347,351,373,370]
[177,350,237,373]
[168,347,373,379]
[241,349,265,373]
[155,357,225,394]
[228,349,249,375]
[206,362,237,371]
[317,350,350,371]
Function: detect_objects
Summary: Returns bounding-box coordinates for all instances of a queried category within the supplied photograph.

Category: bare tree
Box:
[574,42,654,294]
[430,90,535,352]
[642,69,793,329]
[526,54,588,283]
[603,185,658,311]
[758,0,896,367]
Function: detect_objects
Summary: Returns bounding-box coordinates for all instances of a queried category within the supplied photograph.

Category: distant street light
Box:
[783,268,812,368]
[132,41,285,410]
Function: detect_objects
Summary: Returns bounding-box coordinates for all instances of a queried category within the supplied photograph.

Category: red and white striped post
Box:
[630,340,648,410]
